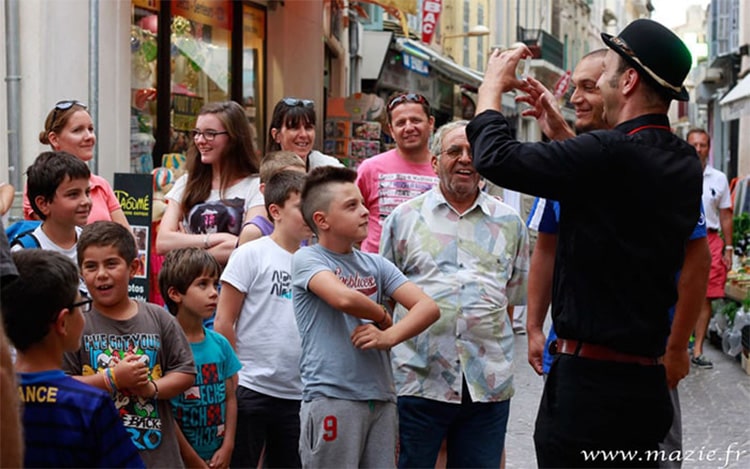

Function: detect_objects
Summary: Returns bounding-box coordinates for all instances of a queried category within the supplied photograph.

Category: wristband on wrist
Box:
[203,233,210,249]
[151,380,159,400]
[107,367,120,391]
[725,245,734,251]
[378,305,388,324]
[101,371,114,395]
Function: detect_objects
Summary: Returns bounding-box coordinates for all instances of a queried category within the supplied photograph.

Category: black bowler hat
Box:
[601,19,692,101]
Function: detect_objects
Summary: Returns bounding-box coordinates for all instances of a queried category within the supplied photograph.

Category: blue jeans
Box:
[397,395,510,469]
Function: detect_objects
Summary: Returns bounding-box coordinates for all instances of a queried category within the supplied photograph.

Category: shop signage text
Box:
[402,54,430,76]
[421,0,442,44]
[173,0,232,30]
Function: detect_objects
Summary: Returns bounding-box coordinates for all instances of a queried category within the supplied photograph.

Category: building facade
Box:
[0,0,337,200]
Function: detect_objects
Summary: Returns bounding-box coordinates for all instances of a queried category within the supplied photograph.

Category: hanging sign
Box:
[421,0,442,45]
[554,70,572,99]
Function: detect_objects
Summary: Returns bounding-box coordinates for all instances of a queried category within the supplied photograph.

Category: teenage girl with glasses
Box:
[24,100,131,230]
[266,98,343,171]
[156,101,266,266]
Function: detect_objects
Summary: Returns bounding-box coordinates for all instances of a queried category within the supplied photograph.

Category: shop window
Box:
[130,0,265,172]
[131,3,160,174]
[169,1,232,156]
[242,3,265,153]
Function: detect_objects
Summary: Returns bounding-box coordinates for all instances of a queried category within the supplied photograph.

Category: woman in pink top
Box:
[23,100,130,229]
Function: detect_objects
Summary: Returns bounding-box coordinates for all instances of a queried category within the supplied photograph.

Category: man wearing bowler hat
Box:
[467,19,710,467]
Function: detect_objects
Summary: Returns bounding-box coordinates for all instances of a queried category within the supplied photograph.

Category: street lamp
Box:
[441,25,491,49]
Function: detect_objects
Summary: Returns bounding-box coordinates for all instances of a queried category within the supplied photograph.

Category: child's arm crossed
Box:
[351,281,439,350]
[308,270,395,326]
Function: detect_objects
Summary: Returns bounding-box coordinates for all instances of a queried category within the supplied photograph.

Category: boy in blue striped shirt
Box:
[1,249,143,468]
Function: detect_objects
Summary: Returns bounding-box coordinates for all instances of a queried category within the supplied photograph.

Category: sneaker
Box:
[691,354,713,369]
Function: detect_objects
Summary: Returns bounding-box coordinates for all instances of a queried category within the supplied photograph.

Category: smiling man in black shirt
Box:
[468,19,708,467]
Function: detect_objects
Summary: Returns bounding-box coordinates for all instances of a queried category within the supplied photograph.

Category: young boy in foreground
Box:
[2,249,143,467]
[62,221,196,467]
[292,166,440,467]
[159,247,241,469]
[216,170,310,467]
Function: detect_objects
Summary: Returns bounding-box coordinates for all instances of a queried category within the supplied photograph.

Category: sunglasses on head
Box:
[282,98,314,108]
[387,93,429,111]
[55,100,87,111]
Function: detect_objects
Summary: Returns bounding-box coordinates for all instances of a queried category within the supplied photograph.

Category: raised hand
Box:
[516,76,575,141]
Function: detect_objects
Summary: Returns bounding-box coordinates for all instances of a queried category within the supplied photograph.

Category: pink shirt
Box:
[24,174,121,223]
[355,148,438,253]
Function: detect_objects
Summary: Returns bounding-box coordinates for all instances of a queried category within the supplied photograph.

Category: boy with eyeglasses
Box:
[1,249,144,468]
[356,92,438,253]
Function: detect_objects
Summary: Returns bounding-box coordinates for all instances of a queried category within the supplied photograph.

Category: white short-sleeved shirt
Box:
[702,165,731,230]
[166,174,264,235]
[220,236,302,399]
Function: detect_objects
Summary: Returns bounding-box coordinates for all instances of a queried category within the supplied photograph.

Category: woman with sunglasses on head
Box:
[267,98,343,171]
[156,101,265,265]
[24,100,131,229]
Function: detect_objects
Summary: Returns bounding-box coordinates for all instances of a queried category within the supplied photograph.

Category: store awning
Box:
[395,38,484,88]
[361,30,394,80]
[719,74,750,121]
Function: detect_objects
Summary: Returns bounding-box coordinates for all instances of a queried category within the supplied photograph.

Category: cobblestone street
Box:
[505,333,750,469]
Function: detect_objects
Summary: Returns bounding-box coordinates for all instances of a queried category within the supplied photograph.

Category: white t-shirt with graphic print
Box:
[220,236,302,399]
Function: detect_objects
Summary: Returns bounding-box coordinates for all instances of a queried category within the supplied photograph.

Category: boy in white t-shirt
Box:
[11,151,91,267]
[214,171,310,468]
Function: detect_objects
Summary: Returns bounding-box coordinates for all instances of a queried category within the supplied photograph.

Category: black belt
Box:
[707,228,719,233]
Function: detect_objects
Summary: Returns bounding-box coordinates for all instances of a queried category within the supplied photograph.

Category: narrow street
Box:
[505,333,750,469]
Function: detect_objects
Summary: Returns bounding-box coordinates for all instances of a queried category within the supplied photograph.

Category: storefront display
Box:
[129,0,265,172]
[325,94,387,168]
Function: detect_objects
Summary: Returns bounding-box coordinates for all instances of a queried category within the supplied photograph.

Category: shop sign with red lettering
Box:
[421,0,442,44]
[554,70,572,99]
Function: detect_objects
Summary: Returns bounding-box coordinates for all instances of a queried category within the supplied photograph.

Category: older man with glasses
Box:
[380,120,528,468]
[356,93,439,253]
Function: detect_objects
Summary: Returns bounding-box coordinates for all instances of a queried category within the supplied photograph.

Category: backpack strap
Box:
[10,231,41,249]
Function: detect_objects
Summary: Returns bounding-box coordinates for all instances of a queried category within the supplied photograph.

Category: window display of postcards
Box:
[325,120,350,139]
[351,140,381,160]
[352,121,381,140]
[323,139,348,157]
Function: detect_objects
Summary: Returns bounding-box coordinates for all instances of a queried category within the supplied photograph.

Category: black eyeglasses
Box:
[282,98,314,108]
[69,298,93,313]
[191,130,229,141]
[387,93,430,111]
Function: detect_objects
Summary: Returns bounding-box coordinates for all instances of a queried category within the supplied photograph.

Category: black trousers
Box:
[231,386,302,469]
[534,354,672,468]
